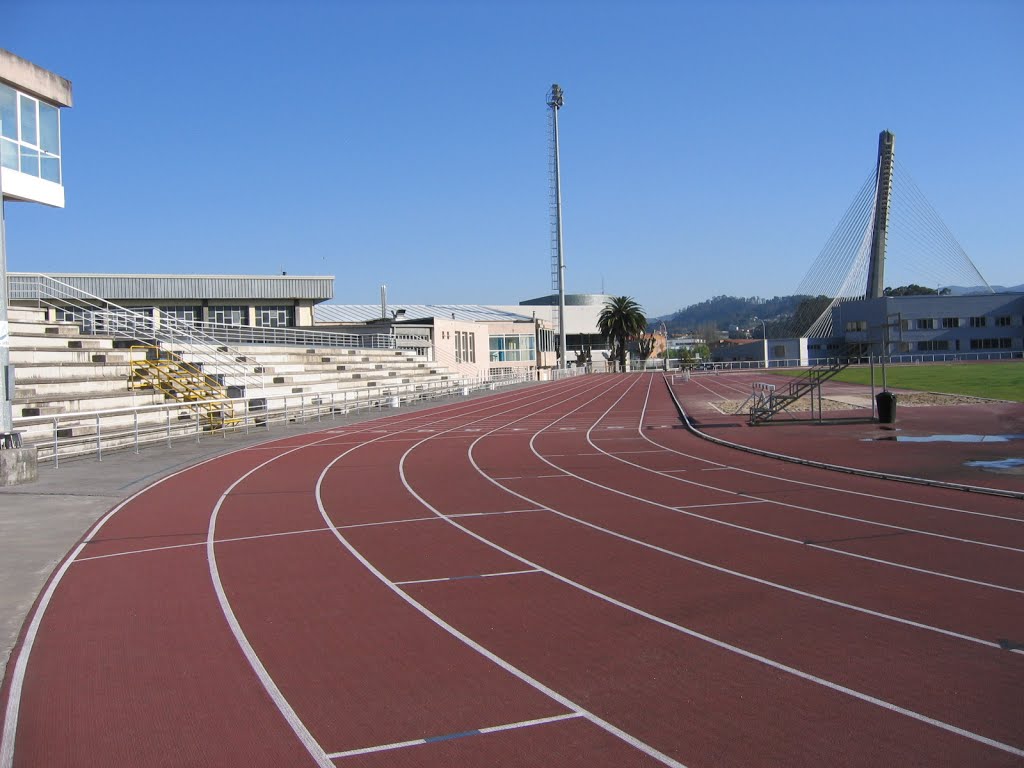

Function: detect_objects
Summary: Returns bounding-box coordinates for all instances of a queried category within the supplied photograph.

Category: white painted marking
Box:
[467,375,1023,652]
[394,569,540,586]
[314,378,687,767]
[674,501,767,510]
[326,712,583,759]
[448,508,545,519]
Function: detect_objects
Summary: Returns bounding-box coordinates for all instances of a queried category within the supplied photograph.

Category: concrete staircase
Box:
[8,306,459,461]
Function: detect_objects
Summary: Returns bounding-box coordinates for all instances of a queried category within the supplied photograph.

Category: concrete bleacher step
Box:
[15,377,130,398]
[9,347,132,365]
[14,361,133,380]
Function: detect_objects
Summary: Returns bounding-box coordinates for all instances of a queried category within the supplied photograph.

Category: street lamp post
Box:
[660,321,668,371]
[755,318,768,369]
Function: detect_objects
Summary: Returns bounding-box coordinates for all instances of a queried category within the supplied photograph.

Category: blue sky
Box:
[4,0,1022,317]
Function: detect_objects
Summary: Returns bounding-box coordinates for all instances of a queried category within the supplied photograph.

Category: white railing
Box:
[12,368,538,466]
[549,365,593,380]
[9,274,263,390]
[154,317,396,350]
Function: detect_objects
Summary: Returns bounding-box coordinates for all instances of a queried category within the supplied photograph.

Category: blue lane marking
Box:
[424,729,481,744]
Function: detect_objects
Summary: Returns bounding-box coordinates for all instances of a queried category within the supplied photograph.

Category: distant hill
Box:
[944,284,1024,296]
[654,285,1024,335]
[653,295,815,335]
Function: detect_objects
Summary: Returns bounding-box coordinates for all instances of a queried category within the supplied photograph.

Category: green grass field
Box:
[777,361,1024,402]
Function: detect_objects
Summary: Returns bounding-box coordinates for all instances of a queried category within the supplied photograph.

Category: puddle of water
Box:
[862,434,1024,443]
[964,458,1024,470]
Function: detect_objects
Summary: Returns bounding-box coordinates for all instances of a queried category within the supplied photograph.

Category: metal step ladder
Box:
[129,345,237,430]
[748,343,869,424]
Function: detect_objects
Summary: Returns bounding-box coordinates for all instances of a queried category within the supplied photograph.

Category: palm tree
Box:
[598,296,647,372]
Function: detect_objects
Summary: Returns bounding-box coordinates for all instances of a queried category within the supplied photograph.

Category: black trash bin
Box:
[876,391,897,424]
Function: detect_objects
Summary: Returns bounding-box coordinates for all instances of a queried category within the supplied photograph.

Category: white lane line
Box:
[674,501,767,510]
[74,516,450,563]
[653,390,1024,525]
[326,712,583,759]
[469,376,1024,649]
[448,509,546,519]
[443,384,1024,759]
[317,379,686,768]
[208,450,343,768]
[394,569,541,586]
[196,377,612,768]
[491,474,569,481]
[6,392,569,767]
[543,383,1024,585]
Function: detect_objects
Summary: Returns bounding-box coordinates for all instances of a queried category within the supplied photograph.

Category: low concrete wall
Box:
[0,446,38,486]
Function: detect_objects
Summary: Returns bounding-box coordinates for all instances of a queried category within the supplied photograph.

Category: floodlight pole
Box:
[548,84,567,369]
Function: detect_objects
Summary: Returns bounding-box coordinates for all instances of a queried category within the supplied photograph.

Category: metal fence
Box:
[13,368,540,466]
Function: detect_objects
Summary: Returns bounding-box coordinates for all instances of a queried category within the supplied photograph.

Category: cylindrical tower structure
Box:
[866,130,895,299]
[547,84,567,368]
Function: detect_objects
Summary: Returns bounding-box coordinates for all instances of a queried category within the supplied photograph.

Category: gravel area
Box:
[717,392,993,414]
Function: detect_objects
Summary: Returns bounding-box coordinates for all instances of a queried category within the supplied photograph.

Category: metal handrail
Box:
[9,273,262,390]
[155,317,397,350]
[11,367,541,466]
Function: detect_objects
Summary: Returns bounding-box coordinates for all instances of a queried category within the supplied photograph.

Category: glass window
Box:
[211,305,247,325]
[941,317,959,329]
[40,155,60,183]
[255,305,293,327]
[0,85,16,140]
[996,316,1011,327]
[160,305,202,323]
[916,318,934,330]
[0,87,62,185]
[970,316,986,328]
[39,103,60,154]
[468,333,475,363]
[0,138,16,170]
[19,146,39,177]
[19,94,37,146]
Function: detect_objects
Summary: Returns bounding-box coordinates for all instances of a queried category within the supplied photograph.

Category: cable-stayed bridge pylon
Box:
[787,131,992,339]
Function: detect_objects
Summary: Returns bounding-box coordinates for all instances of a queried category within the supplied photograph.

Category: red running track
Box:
[2,374,1023,767]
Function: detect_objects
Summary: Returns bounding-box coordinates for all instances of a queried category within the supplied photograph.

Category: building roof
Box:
[315,304,535,324]
[12,273,334,301]
[0,48,73,107]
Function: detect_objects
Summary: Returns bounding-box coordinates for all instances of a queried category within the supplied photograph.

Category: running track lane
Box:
[3,375,1022,766]
[2,378,666,766]
[385,372,1024,765]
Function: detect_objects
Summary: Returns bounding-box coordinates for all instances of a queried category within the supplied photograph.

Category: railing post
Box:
[52,418,59,469]
[166,408,172,447]
[96,414,102,461]
[134,412,140,454]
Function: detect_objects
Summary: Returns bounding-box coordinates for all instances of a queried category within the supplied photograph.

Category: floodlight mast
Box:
[547,83,567,369]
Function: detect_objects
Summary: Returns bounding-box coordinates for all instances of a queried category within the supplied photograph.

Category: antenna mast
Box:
[547,83,567,369]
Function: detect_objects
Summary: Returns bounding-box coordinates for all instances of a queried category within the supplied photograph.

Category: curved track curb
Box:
[662,376,1024,501]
